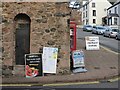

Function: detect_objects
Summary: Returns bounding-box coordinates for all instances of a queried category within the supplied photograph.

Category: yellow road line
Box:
[100,45,119,55]
[0,84,32,87]
[1,77,119,87]
[108,77,120,82]
[43,81,99,87]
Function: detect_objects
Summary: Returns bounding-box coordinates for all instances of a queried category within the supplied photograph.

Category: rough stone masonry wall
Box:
[0,2,2,76]
[71,9,82,25]
[2,2,71,77]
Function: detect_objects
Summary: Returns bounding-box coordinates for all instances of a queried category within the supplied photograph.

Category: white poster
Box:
[42,47,58,73]
[85,36,99,50]
[72,50,85,68]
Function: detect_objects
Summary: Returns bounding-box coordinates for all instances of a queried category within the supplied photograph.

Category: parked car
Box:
[83,25,93,32]
[92,26,106,34]
[104,28,119,38]
[103,27,112,37]
[115,31,120,40]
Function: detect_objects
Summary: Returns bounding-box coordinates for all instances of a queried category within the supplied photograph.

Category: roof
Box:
[82,0,92,7]
[107,1,120,10]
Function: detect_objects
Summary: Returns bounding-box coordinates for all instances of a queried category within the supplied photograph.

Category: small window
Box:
[93,10,96,16]
[83,20,85,24]
[93,19,96,24]
[109,10,111,14]
[86,5,87,9]
[115,7,117,14]
[86,19,88,24]
[83,6,85,10]
[92,3,95,7]
[83,12,85,18]
[86,11,87,17]
[114,18,117,25]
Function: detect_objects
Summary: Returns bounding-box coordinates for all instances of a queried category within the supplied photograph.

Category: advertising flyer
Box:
[72,50,85,68]
[85,36,99,50]
[25,53,43,78]
[42,47,58,73]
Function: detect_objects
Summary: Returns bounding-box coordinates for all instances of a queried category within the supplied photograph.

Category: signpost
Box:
[42,47,58,74]
[85,36,99,50]
[25,53,43,78]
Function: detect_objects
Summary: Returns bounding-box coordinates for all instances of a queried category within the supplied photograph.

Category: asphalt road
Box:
[1,80,119,90]
[50,81,119,88]
[77,28,120,53]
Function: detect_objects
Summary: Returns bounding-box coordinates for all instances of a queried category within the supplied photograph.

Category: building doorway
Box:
[14,13,31,65]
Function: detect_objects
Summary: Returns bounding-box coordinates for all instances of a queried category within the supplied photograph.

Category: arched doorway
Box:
[14,13,31,65]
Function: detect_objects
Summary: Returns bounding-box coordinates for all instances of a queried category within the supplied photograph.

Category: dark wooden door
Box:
[15,23,30,65]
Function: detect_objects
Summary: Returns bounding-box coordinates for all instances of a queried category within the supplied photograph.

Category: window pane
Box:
[93,19,96,23]
[109,10,111,14]
[115,7,117,14]
[86,5,87,9]
[92,3,95,7]
[114,18,117,25]
[86,11,87,17]
[93,10,96,16]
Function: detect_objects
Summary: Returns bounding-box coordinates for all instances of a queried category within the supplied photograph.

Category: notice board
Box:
[25,53,43,78]
[85,36,99,50]
[42,47,58,73]
[72,50,85,68]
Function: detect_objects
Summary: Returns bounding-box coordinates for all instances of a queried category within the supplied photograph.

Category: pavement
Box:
[1,33,120,86]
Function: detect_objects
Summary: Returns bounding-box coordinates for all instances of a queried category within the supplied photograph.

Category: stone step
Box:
[13,65,25,77]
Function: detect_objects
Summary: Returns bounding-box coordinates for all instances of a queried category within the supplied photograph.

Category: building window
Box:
[86,5,87,9]
[93,19,96,23]
[109,10,111,14]
[92,3,95,7]
[115,7,117,14]
[83,6,85,10]
[93,10,96,16]
[83,20,85,24]
[86,19,88,24]
[86,11,87,17]
[114,18,117,25]
[83,12,85,18]
[108,17,112,25]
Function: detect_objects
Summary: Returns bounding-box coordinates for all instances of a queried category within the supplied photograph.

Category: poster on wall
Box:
[42,47,58,74]
[72,50,85,68]
[25,53,43,78]
[85,36,99,50]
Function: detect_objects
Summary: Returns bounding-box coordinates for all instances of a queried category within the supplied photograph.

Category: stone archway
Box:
[14,13,31,65]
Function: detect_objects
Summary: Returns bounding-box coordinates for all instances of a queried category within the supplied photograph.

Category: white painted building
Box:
[81,0,112,26]
[107,0,120,29]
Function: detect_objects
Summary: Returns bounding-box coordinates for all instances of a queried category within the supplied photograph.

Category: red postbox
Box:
[70,21,76,52]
